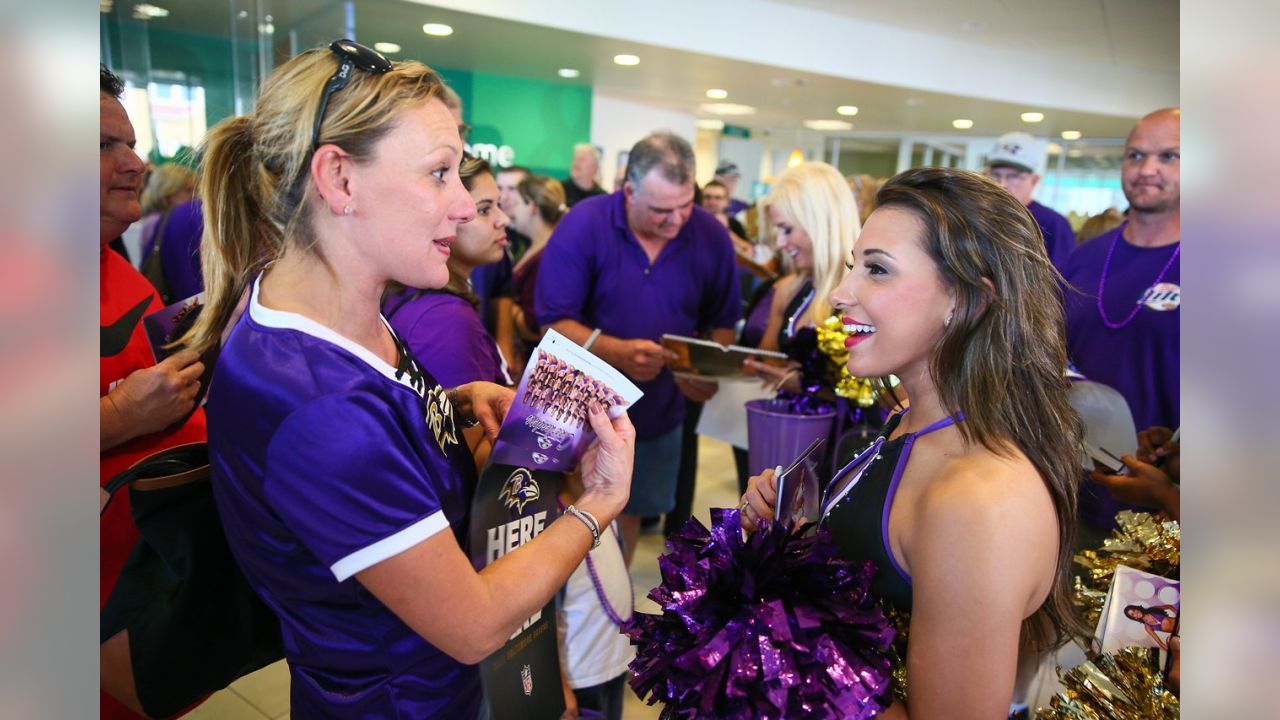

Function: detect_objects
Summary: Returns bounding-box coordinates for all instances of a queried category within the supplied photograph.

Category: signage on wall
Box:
[722,124,751,139]
[466,141,517,168]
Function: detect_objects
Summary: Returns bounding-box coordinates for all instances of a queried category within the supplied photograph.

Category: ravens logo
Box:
[499,468,541,514]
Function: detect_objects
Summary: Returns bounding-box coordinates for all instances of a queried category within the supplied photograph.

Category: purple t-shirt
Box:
[738,284,776,350]
[512,248,544,336]
[384,289,512,387]
[1062,224,1180,432]
[470,252,513,333]
[208,278,482,719]
[1028,200,1075,271]
[139,199,205,300]
[535,191,742,440]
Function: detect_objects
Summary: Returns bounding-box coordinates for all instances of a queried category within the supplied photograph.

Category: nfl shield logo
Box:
[521,664,533,696]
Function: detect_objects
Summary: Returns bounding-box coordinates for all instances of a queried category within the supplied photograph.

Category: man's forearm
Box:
[548,319,621,365]
[710,327,736,346]
[100,393,140,451]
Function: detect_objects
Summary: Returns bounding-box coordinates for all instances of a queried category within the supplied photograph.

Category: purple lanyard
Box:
[819,410,964,519]
[783,285,816,339]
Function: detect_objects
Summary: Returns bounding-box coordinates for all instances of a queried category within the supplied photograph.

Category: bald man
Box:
[1061,108,1180,528]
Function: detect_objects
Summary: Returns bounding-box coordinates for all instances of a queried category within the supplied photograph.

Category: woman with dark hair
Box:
[182,41,633,717]
[1124,604,1177,649]
[742,167,1088,718]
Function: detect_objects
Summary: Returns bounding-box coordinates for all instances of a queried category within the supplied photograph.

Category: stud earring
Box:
[343,206,352,215]
[945,312,953,328]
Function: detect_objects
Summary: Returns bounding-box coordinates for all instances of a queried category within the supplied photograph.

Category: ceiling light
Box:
[557,68,580,78]
[258,22,274,34]
[1021,112,1045,123]
[422,23,454,37]
[804,119,853,131]
[952,118,974,129]
[613,54,640,66]
[236,9,247,18]
[1061,130,1082,140]
[696,118,725,131]
[699,102,757,116]
[836,105,858,116]
[1067,148,1084,158]
[1047,142,1064,154]
[705,88,729,99]
[374,42,401,54]
[132,3,169,19]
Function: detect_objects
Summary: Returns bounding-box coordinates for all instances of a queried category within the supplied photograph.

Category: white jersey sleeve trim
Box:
[330,510,450,582]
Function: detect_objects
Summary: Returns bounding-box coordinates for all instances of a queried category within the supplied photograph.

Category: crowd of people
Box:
[100,37,1179,720]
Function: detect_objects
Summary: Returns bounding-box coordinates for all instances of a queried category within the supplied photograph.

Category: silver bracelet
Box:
[583,328,602,352]
[564,504,601,549]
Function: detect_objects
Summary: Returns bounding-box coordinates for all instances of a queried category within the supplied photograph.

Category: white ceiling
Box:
[127,0,1179,142]
[774,0,1179,73]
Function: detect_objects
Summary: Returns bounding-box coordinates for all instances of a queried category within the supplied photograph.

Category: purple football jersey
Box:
[208,278,482,718]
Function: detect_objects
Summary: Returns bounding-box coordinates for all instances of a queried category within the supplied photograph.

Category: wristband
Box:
[445,386,479,428]
[564,504,601,549]
[583,328,602,352]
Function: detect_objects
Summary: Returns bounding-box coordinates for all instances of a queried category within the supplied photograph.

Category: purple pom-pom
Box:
[624,508,896,719]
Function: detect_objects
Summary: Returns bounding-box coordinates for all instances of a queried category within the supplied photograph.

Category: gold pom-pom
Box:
[816,316,878,406]
[1073,511,1180,626]
[1040,647,1178,719]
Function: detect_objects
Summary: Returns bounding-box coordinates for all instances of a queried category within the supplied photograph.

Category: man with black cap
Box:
[985,131,1075,270]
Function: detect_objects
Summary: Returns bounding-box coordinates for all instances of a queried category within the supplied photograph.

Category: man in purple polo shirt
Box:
[986,131,1075,270]
[536,132,741,563]
[1062,108,1180,531]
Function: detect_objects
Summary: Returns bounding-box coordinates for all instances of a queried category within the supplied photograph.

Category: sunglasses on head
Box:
[310,39,392,153]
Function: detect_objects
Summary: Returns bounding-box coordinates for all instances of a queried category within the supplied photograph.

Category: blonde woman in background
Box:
[136,163,196,264]
[849,173,882,225]
[745,161,860,394]
[508,174,566,345]
[1075,207,1125,245]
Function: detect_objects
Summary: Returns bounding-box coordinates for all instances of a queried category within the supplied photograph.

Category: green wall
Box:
[440,69,592,179]
[836,149,898,179]
[102,15,594,177]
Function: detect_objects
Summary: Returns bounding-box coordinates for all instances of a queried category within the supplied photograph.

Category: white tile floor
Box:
[193,436,743,720]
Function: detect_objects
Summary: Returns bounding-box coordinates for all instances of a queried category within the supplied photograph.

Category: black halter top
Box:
[818,410,962,614]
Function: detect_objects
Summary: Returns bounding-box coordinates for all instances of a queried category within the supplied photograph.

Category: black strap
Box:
[140,209,175,304]
[101,443,209,516]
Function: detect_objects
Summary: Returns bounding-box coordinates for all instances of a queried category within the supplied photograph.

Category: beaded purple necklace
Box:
[1096,223,1180,330]
[585,532,635,628]
[559,499,634,628]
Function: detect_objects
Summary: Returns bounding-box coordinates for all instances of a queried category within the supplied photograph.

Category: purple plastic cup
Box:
[745,398,836,522]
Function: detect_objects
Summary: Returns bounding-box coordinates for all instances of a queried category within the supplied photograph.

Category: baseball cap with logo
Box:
[987,131,1046,175]
[714,160,740,178]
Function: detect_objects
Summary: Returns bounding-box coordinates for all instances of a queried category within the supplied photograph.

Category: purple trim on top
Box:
[879,412,963,587]
[881,434,917,587]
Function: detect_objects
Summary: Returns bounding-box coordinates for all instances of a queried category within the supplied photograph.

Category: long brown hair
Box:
[875,167,1089,651]
[180,46,444,354]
